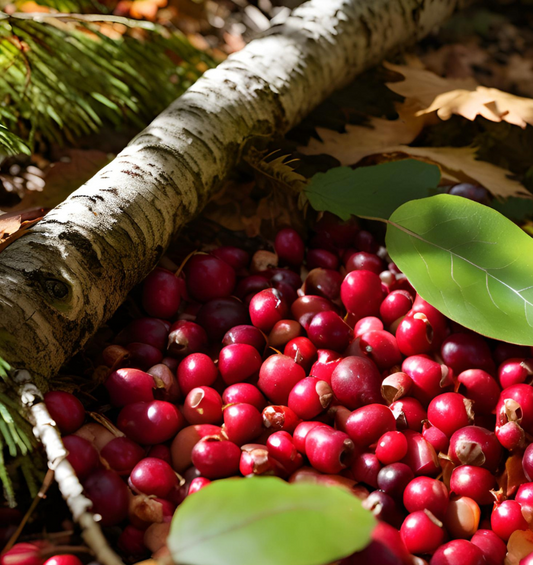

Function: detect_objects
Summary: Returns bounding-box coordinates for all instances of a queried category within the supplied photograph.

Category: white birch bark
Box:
[0,0,470,387]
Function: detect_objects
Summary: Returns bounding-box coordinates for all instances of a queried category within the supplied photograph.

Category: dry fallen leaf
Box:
[385,61,533,128]
[506,529,533,565]
[0,208,47,253]
[299,100,432,167]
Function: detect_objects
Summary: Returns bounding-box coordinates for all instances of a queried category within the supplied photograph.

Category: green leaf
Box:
[304,160,441,221]
[386,194,533,345]
[168,477,375,565]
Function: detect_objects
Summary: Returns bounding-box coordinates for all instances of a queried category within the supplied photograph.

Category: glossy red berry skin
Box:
[129,457,178,498]
[126,342,163,370]
[196,297,249,342]
[274,228,305,266]
[292,421,329,453]
[262,405,300,433]
[176,353,218,396]
[218,344,262,385]
[117,400,185,445]
[211,246,249,271]
[290,295,336,330]
[191,437,241,479]
[361,491,403,529]
[239,447,283,477]
[470,530,507,565]
[185,254,236,303]
[309,356,341,385]
[522,555,533,565]
[375,431,408,465]
[379,290,414,327]
[430,540,485,565]
[449,465,496,506]
[188,477,211,495]
[422,424,450,455]
[523,444,533,481]
[403,476,449,520]
[302,268,342,303]
[427,393,474,437]
[400,510,446,555]
[43,391,85,434]
[491,500,528,541]
[142,267,181,319]
[115,317,169,351]
[222,324,266,353]
[402,355,452,407]
[284,337,318,373]
[100,437,145,476]
[346,404,396,447]
[396,313,433,357]
[345,251,383,275]
[498,358,533,389]
[389,398,426,432]
[223,403,262,446]
[266,431,303,474]
[496,383,533,434]
[249,289,289,332]
[401,430,440,477]
[182,386,223,425]
[305,427,355,474]
[63,435,100,479]
[377,462,414,499]
[441,333,495,374]
[354,316,383,337]
[222,383,266,411]
[288,378,333,420]
[105,368,155,407]
[448,426,502,472]
[167,320,208,357]
[117,526,147,557]
[457,369,501,416]
[83,469,129,526]
[516,482,533,520]
[350,453,382,488]
[341,270,383,320]
[347,330,402,372]
[307,311,353,352]
[258,354,306,405]
[331,356,382,410]
[307,249,339,271]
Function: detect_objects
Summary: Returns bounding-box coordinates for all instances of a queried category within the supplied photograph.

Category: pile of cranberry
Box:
[7,213,533,565]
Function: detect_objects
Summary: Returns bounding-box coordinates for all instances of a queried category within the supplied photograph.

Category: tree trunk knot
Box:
[45,279,69,299]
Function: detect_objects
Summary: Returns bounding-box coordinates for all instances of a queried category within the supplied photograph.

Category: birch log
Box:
[0,0,470,387]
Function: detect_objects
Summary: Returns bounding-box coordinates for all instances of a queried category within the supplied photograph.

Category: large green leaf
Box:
[168,477,375,565]
[304,160,441,221]
[386,194,533,345]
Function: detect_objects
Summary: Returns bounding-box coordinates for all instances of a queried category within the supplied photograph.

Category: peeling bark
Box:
[0,0,471,386]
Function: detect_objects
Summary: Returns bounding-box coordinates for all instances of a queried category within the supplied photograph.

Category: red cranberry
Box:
[351,452,382,488]
[239,447,282,477]
[402,355,452,406]
[148,363,180,403]
[105,368,155,407]
[115,317,169,351]
[0,544,42,565]
[441,333,495,374]
[196,297,249,341]
[292,421,329,453]
[185,254,236,302]
[43,557,84,565]
[470,530,507,565]
[188,477,211,494]
[302,268,343,303]
[222,324,266,353]
[170,424,222,472]
[63,435,100,479]
[381,372,412,404]
[375,431,408,465]
[142,268,181,319]
[516,483,533,523]
[389,397,426,432]
[223,403,262,446]
[427,392,474,437]
[283,337,317,373]
[183,387,223,425]
[345,251,382,275]
[498,358,533,388]
[491,500,528,541]
[249,289,288,332]
[341,270,383,319]
[266,431,303,474]
[523,444,533,481]
[353,316,383,337]
[345,404,396,447]
[274,228,305,266]
[83,469,129,526]
[522,555,533,565]
[307,249,339,270]
[117,525,147,557]
[422,423,450,455]
[308,311,352,353]
[43,391,85,434]
[361,491,404,529]
[403,476,449,519]
[496,383,533,434]
[222,383,266,411]
[177,353,218,396]
[354,230,378,253]
[331,356,382,410]
[218,344,262,385]
[457,369,501,416]
[129,457,178,498]
[430,540,485,565]
[191,437,241,479]
[377,462,414,498]
[400,510,445,555]
[148,444,172,464]
[126,342,163,370]
[262,405,300,433]
[167,321,207,357]
[448,426,502,472]
[117,400,185,444]
[290,295,336,330]
[494,342,530,365]
[396,312,434,356]
[305,427,355,474]
[269,269,302,290]
[379,290,413,327]
[288,378,333,420]
[258,354,306,404]
[101,437,145,475]
[347,330,402,371]
[211,246,249,271]
[401,430,440,477]
[309,356,341,385]
[449,465,496,506]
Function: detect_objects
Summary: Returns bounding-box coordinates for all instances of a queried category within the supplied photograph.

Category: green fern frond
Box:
[0,12,215,154]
